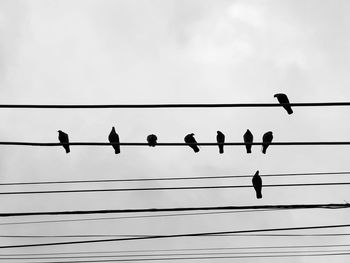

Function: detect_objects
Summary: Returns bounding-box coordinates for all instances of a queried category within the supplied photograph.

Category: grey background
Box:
[0,0,350,262]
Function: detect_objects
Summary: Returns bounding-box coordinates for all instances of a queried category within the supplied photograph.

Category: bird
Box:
[108,127,120,154]
[252,170,262,199]
[216,131,225,154]
[274,93,293,115]
[262,131,273,154]
[243,129,253,153]
[58,130,70,154]
[147,134,158,147]
[184,133,200,153]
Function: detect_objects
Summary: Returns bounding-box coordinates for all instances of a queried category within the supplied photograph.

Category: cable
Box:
[0,209,278,225]
[0,203,348,217]
[3,141,350,146]
[2,243,350,257]
[1,222,350,249]
[1,182,350,195]
[1,171,348,186]
[1,102,350,108]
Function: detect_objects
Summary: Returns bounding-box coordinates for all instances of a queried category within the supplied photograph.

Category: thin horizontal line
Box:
[0,182,350,196]
[0,102,350,108]
[0,203,348,217]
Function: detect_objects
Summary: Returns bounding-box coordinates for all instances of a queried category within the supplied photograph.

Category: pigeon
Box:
[243,129,253,153]
[252,170,262,199]
[216,131,225,154]
[58,130,70,154]
[147,134,157,147]
[262,131,273,154]
[274,93,293,115]
[184,133,199,153]
[108,127,120,154]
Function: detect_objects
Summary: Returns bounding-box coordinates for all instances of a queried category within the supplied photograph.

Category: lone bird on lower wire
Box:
[184,133,199,153]
[262,131,273,154]
[252,170,262,199]
[216,131,225,154]
[147,134,158,147]
[243,129,253,154]
[58,130,70,154]
[274,93,293,115]
[108,127,120,154]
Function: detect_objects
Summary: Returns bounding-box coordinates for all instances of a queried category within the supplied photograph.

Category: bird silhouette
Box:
[243,129,253,153]
[274,93,293,115]
[58,130,70,154]
[184,133,199,153]
[108,127,120,154]
[252,170,262,199]
[216,131,225,154]
[147,134,158,147]
[262,131,273,154]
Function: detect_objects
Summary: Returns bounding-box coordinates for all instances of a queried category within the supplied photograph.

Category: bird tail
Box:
[114,149,120,154]
[256,191,262,199]
[246,145,251,154]
[193,146,200,153]
[262,145,267,154]
[219,145,224,154]
[64,146,70,154]
[287,107,293,114]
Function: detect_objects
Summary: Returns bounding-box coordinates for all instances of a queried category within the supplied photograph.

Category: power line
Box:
[1,182,350,195]
[0,203,348,217]
[3,243,350,257]
[0,102,350,108]
[2,141,350,146]
[1,222,350,249]
[0,209,278,225]
[1,171,348,186]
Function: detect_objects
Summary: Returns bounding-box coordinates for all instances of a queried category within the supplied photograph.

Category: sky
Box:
[0,0,350,262]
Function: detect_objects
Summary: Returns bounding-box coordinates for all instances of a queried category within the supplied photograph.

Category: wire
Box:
[3,141,350,146]
[0,203,348,217]
[1,182,350,195]
[1,171,348,186]
[0,102,350,108]
[1,222,350,249]
[2,243,350,257]
[0,209,278,225]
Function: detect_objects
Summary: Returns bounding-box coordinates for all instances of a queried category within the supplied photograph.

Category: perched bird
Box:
[58,130,70,154]
[252,170,262,199]
[147,134,158,147]
[108,127,120,154]
[184,133,200,153]
[216,131,225,154]
[262,131,273,154]
[274,93,293,115]
[243,129,253,154]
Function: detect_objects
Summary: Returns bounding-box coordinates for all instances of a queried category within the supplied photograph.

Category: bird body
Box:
[108,127,120,154]
[147,134,158,147]
[262,131,273,154]
[243,129,253,153]
[216,131,225,154]
[58,130,70,153]
[252,170,262,199]
[184,133,199,153]
[274,93,293,114]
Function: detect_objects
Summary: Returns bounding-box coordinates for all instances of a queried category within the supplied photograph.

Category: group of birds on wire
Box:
[57,93,293,155]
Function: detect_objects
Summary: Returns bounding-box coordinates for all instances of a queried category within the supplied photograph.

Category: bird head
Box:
[254,170,259,176]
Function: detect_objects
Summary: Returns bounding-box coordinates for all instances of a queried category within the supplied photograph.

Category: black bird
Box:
[252,170,262,199]
[58,130,70,154]
[108,127,120,154]
[147,134,157,147]
[216,131,225,154]
[243,129,253,153]
[274,93,293,115]
[262,131,273,154]
[184,133,199,153]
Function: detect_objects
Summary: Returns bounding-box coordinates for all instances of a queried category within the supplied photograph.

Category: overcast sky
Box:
[1,0,350,262]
